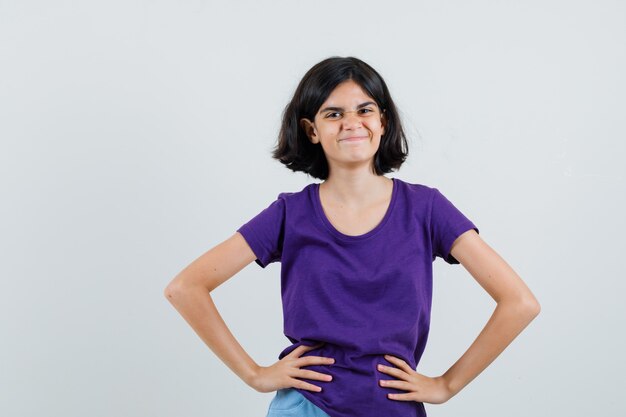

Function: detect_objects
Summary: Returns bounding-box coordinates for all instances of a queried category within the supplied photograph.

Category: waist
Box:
[293,356,426,417]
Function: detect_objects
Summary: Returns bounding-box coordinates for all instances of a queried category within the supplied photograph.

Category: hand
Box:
[377,354,452,404]
[249,343,335,393]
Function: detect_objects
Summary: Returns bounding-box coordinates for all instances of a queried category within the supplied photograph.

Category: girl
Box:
[164,56,540,417]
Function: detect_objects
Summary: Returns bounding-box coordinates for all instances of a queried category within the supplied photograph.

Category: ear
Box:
[300,118,319,144]
[380,109,387,136]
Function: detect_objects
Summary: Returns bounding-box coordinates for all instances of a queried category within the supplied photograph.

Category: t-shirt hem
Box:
[443,222,479,264]
[236,227,268,268]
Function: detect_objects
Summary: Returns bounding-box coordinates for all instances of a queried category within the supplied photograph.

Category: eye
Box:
[359,108,375,115]
[325,112,341,119]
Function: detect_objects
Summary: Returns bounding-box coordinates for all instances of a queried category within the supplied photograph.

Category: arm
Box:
[377,229,540,403]
[164,232,335,392]
[440,228,541,396]
[164,232,260,386]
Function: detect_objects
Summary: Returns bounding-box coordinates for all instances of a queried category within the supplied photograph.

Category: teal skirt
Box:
[265,388,331,417]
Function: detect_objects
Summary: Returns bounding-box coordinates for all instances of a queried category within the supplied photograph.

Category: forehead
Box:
[321,80,374,105]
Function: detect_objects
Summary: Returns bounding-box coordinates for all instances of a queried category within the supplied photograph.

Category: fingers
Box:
[286,343,335,366]
[296,355,335,367]
[377,363,406,380]
[379,378,412,391]
[288,366,332,392]
[383,355,413,374]
[290,378,324,392]
[284,343,334,392]
[299,342,325,352]
[386,392,415,401]
[286,342,325,358]
[293,368,333,382]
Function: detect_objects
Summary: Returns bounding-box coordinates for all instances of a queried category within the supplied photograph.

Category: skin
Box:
[164,79,541,404]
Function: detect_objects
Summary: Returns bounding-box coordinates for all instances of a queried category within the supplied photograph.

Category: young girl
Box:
[164,56,540,417]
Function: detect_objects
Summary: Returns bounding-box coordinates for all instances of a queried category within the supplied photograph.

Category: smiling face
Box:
[300,79,387,174]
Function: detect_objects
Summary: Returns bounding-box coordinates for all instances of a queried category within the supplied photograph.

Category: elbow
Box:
[164,285,173,299]
[500,292,540,322]
[530,297,541,318]
[164,277,186,302]
[164,276,208,303]
[163,283,177,302]
[520,294,541,321]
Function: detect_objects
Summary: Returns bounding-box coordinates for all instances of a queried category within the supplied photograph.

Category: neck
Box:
[321,168,391,208]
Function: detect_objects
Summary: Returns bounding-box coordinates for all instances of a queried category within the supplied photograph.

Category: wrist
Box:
[438,374,457,401]
[244,363,262,389]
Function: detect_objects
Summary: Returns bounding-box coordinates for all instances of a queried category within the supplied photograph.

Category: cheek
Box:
[319,124,339,135]
[363,120,384,133]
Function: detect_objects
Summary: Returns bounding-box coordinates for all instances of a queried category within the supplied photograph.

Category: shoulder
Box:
[277,182,314,200]
[272,182,317,211]
[393,177,438,201]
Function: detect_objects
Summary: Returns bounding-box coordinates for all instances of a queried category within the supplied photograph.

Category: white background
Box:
[1,1,625,416]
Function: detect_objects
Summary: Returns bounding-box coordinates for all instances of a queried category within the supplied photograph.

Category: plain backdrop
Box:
[1,1,625,416]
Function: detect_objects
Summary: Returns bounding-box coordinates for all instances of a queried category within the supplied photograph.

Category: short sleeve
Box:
[236,194,286,268]
[429,188,479,265]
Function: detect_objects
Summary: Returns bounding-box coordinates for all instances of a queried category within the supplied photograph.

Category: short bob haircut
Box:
[272,56,409,180]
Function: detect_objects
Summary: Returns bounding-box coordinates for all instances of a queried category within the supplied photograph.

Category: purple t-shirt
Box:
[236,177,478,417]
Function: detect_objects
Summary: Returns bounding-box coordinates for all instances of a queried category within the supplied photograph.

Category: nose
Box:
[341,110,363,129]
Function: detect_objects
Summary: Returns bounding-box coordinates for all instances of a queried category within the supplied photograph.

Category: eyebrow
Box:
[318,101,378,114]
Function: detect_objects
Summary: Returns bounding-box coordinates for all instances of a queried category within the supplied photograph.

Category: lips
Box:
[339,135,368,142]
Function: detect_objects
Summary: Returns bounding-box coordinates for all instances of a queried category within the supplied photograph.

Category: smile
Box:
[339,136,368,142]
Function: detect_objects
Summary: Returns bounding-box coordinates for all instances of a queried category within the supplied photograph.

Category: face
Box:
[300,79,386,173]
